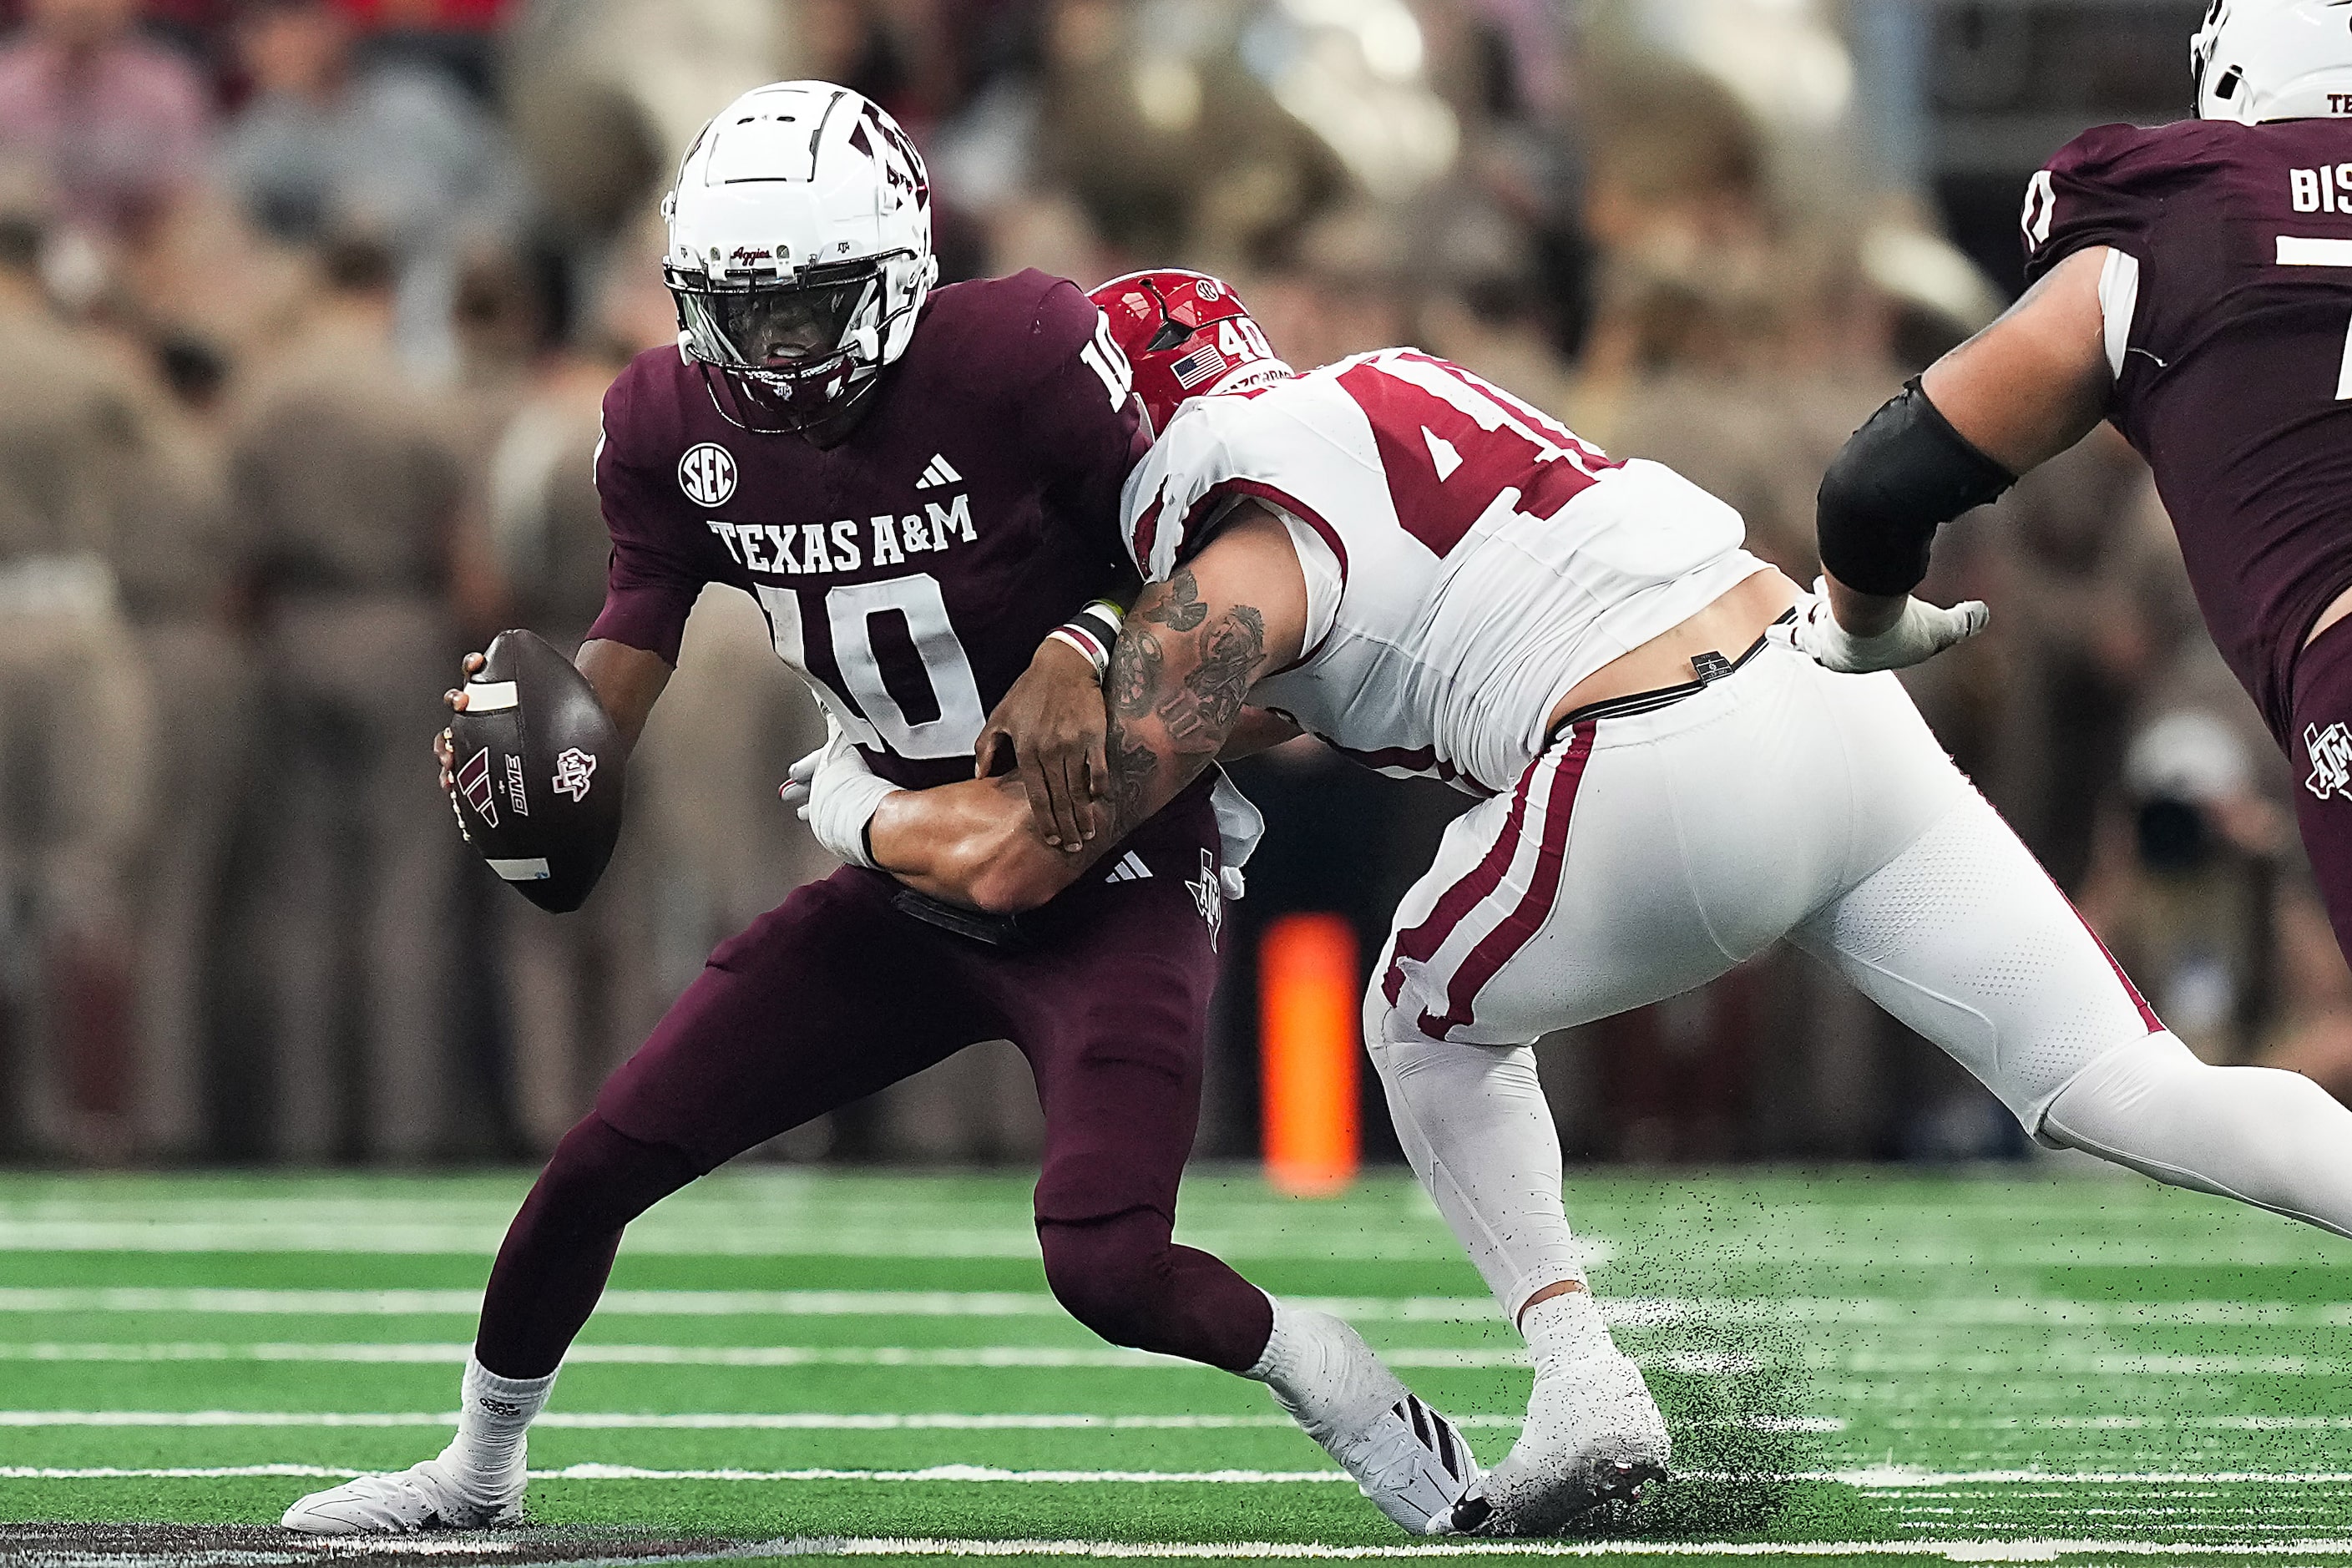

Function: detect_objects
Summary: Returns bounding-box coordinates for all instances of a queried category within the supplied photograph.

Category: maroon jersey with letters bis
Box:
[588,270,1141,787]
[2025,119,2352,740]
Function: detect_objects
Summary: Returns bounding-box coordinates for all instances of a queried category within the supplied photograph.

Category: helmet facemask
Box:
[2191,0,2244,113]
[668,253,915,434]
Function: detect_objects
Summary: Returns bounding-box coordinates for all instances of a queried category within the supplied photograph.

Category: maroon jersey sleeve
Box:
[586,355,716,667]
[1007,274,1146,572]
[2021,123,2168,286]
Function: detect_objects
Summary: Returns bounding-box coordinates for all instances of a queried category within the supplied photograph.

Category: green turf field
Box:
[2,1164,2349,1565]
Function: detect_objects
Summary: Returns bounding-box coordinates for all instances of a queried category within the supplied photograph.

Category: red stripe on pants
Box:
[1419,724,1596,1039]
[2067,902,2162,1034]
[1383,745,1550,1008]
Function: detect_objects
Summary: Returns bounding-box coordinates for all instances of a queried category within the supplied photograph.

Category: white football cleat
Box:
[1450,1348,1669,1535]
[1262,1307,1481,1534]
[281,1451,523,1535]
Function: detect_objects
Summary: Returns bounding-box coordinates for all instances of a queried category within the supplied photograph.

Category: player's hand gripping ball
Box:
[443,630,625,913]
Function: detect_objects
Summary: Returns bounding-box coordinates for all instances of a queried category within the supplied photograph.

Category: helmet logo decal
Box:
[679,443,738,507]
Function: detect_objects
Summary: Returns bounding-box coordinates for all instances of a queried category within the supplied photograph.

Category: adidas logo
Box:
[915,453,962,490]
[1102,851,1152,884]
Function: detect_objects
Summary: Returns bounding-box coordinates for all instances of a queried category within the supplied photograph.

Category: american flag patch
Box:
[1171,344,1229,389]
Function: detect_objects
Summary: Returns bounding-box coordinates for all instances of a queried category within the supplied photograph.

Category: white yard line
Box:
[0,1288,2334,1330]
[0,1343,1207,1369]
[0,1410,1828,1434]
[0,1340,2339,1377]
[801,1541,2352,1561]
[0,1289,1495,1323]
[25,1540,2352,1568]
[807,1542,2352,1562]
[0,1343,1536,1369]
[21,1538,2352,1568]
[0,1464,1353,1485]
[0,1411,1473,1431]
[0,1223,1575,1266]
[6,1458,2351,1488]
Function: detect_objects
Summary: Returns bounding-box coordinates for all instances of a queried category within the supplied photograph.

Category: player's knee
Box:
[1038,1212,1175,1351]
[2045,1034,2351,1206]
[526,1112,701,1238]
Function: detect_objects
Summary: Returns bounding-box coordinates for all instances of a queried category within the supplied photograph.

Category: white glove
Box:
[1208,769,1263,900]
[1779,576,1990,675]
[780,717,902,870]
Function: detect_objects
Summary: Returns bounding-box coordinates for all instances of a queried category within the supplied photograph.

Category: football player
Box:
[281,87,1479,1537]
[1803,0,2352,965]
[800,270,2352,1535]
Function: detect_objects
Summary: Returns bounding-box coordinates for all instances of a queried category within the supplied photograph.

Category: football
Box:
[445,629,625,913]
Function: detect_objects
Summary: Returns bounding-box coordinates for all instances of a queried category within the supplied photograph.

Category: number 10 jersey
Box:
[1121,348,1768,797]
[588,269,1142,788]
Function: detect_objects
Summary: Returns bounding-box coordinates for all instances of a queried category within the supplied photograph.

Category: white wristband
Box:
[1046,625,1110,679]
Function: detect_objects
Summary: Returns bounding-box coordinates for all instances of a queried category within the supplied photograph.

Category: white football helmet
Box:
[662,81,938,431]
[2193,0,2352,123]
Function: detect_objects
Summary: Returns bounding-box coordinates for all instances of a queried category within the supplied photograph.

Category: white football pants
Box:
[1369,642,2352,1322]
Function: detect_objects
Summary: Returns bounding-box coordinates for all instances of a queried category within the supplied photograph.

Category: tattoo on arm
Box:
[1160,605,1263,747]
[1105,721,1160,834]
[1107,626,1161,718]
[1141,569,1207,631]
[1100,572,1270,838]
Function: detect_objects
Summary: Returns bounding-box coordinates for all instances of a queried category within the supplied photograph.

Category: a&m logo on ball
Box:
[679,443,737,508]
[553,747,599,802]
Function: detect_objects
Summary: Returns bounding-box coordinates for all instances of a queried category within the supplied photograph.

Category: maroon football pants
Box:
[473,779,1273,1378]
[2292,617,2352,964]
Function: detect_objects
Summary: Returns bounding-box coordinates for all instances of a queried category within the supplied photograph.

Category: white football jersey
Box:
[1120,349,1768,795]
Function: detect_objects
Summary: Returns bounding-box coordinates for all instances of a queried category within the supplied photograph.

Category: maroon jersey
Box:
[2024,119,2352,741]
[587,269,1142,787]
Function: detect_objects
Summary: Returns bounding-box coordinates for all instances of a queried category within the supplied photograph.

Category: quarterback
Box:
[281,88,1478,1537]
[807,270,2352,1535]
[1808,0,2352,973]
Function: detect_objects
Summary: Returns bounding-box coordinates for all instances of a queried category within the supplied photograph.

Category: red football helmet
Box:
[1088,269,1292,439]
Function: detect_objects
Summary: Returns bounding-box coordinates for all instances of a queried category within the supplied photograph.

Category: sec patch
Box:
[679,443,736,507]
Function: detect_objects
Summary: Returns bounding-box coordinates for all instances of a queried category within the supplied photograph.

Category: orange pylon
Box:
[1260,913,1361,1196]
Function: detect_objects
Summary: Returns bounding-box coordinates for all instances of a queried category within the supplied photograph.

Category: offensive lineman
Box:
[281,88,1479,1536]
[797,270,2352,1535]
[1804,0,2352,974]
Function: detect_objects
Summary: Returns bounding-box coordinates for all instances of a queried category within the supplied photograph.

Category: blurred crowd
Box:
[0,0,2343,1167]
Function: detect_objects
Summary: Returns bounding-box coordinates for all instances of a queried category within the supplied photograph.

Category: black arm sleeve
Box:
[1816,378,2016,598]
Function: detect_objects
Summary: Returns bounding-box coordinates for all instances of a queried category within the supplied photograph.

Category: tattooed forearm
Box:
[1098,584,1272,838]
[1107,625,1161,718]
[1141,568,1207,631]
[1104,720,1160,836]
[1159,604,1263,747]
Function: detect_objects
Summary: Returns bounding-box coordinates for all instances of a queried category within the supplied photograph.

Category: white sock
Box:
[1520,1287,1613,1365]
[1365,1013,1589,1323]
[1241,1292,1291,1383]
[1242,1295,1389,1439]
[444,1356,557,1488]
[2043,1031,2352,1239]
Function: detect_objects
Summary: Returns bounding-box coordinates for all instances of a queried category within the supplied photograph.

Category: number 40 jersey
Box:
[1120,349,1768,797]
[2026,119,2352,744]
